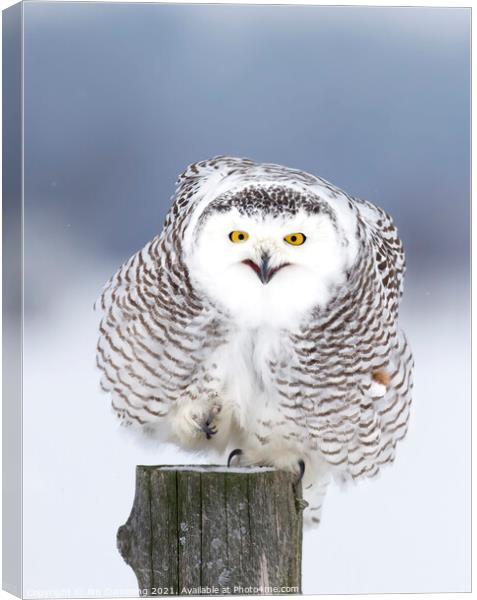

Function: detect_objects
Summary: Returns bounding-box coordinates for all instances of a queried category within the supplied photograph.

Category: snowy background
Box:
[19,3,470,596]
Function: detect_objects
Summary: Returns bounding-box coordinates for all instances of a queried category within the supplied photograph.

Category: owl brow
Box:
[193,190,340,238]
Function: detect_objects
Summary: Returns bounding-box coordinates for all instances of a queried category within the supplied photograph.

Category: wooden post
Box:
[117,465,304,596]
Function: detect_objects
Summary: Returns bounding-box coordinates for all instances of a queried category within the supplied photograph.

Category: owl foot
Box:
[297,459,305,482]
[199,413,219,439]
[200,418,217,439]
[227,448,243,467]
[194,403,221,440]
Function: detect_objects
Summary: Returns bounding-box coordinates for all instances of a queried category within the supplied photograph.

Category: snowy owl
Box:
[96,156,413,525]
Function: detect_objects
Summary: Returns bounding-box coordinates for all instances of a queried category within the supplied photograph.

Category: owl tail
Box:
[302,463,332,527]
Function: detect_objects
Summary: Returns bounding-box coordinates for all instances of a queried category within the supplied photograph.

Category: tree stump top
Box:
[136,464,277,473]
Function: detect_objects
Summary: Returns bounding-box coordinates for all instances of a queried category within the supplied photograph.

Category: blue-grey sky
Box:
[23,2,470,276]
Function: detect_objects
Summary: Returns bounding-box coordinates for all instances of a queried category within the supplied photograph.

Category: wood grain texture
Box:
[117,466,304,596]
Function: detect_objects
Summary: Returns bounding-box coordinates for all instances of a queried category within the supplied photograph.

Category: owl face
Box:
[188,191,356,327]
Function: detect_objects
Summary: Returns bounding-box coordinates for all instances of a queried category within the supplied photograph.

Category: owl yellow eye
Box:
[229,231,249,243]
[284,232,306,246]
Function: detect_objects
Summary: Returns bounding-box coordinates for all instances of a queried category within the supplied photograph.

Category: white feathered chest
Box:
[212,325,286,427]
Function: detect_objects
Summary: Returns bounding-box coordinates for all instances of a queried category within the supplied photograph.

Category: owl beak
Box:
[258,252,273,284]
[241,252,273,284]
[242,251,289,284]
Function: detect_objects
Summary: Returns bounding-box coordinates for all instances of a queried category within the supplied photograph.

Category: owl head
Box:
[183,168,359,328]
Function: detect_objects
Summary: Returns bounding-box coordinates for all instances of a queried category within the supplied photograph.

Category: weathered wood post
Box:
[117,465,304,596]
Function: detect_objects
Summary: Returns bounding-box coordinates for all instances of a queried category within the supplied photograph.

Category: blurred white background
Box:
[18,3,470,595]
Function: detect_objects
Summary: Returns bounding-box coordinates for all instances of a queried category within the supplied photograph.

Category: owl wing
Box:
[96,234,223,426]
[346,199,412,477]
[283,197,412,479]
[354,197,406,302]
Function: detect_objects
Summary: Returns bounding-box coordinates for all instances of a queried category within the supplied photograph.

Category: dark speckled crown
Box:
[198,184,337,228]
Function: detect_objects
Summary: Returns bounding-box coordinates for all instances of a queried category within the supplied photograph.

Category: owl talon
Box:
[200,415,218,439]
[297,459,305,482]
[227,448,243,467]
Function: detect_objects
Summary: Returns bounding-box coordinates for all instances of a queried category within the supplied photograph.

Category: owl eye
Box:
[284,233,306,246]
[229,230,249,243]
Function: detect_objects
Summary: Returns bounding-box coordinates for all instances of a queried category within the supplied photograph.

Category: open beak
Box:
[242,252,288,285]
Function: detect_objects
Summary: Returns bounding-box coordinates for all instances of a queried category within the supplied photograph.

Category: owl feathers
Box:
[96,157,413,524]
